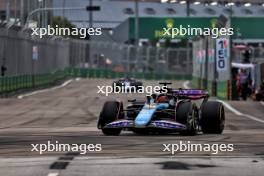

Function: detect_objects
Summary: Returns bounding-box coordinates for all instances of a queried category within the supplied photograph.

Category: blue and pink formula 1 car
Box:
[97,83,225,136]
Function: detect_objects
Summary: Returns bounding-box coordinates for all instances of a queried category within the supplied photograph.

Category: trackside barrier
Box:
[192,35,231,100]
[67,68,192,81]
[0,70,68,95]
[0,68,191,96]
[192,76,230,100]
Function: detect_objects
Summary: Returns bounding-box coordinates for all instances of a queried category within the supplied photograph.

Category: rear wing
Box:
[170,89,209,100]
[158,82,209,100]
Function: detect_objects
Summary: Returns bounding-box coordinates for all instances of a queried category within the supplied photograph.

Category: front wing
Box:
[104,119,186,130]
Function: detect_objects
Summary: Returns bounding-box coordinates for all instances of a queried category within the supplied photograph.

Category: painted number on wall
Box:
[216,38,229,71]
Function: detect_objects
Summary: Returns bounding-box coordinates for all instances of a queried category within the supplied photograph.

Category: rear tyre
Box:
[201,101,225,134]
[255,93,262,101]
[98,101,124,135]
[176,101,197,135]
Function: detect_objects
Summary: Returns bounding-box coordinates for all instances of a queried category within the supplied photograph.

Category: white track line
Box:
[217,100,264,123]
[47,173,59,176]
[242,114,264,123]
[260,101,264,106]
[182,80,264,123]
[216,100,243,116]
[17,79,73,99]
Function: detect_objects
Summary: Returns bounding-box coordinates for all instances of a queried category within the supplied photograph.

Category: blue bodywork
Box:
[102,88,209,131]
[105,103,186,130]
[134,103,168,127]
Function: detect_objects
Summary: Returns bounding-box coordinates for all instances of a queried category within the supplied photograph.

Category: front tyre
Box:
[176,102,198,135]
[102,128,122,136]
[201,101,225,134]
[98,101,124,135]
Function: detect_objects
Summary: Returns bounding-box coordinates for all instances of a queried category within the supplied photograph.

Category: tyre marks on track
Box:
[47,152,80,176]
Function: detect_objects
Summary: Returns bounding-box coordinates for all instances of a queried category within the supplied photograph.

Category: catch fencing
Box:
[0,26,192,95]
[0,27,192,77]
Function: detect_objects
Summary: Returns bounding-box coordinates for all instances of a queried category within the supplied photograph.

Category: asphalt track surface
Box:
[0,79,263,176]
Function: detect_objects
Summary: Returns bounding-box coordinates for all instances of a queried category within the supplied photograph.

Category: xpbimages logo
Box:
[163,25,234,39]
[155,18,234,39]
[162,141,234,155]
[31,141,102,154]
[97,83,168,96]
[31,25,102,38]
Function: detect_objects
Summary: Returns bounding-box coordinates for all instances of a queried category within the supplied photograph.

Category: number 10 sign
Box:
[216,38,229,72]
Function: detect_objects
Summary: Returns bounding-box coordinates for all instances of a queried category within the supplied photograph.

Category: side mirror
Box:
[146,96,151,104]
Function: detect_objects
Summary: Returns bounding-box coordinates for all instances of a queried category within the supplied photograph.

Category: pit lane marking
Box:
[17,79,73,99]
[182,81,264,124]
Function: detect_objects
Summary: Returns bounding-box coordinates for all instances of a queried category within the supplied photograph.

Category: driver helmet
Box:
[156,95,169,103]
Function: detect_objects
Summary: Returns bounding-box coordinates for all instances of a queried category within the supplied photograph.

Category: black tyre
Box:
[201,101,225,134]
[131,128,149,135]
[176,101,197,135]
[98,101,124,135]
[255,93,262,101]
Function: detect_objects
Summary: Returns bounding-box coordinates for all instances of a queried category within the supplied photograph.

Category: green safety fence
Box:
[0,69,68,94]
[0,68,192,95]
[67,68,192,80]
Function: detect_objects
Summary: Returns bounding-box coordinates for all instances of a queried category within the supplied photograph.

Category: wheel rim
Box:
[219,105,225,130]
